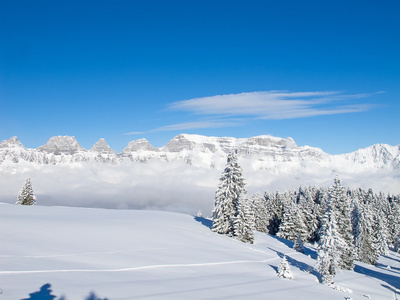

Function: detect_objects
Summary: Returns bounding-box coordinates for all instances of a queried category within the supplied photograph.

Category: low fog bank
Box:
[1,160,399,216]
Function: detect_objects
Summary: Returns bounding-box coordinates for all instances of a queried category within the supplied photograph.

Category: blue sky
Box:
[1,0,399,154]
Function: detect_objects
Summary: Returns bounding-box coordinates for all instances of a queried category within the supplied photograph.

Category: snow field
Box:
[1,203,399,299]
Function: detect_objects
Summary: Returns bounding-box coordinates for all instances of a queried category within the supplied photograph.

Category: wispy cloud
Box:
[125,120,243,135]
[152,120,242,132]
[125,131,145,135]
[169,91,375,120]
[125,90,377,134]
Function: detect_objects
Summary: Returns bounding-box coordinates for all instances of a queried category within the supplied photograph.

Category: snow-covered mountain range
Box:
[1,134,399,170]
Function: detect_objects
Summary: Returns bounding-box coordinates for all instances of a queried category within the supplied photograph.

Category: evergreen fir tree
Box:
[277,200,308,242]
[251,192,269,233]
[298,186,319,242]
[374,207,389,256]
[277,256,293,279]
[212,151,245,237]
[394,232,400,253]
[294,233,305,253]
[16,178,36,205]
[233,190,255,243]
[387,195,400,244]
[316,200,346,285]
[350,189,363,238]
[266,192,285,235]
[329,176,355,270]
[353,202,379,265]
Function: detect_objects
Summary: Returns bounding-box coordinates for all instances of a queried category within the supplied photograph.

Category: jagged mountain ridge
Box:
[0,134,399,170]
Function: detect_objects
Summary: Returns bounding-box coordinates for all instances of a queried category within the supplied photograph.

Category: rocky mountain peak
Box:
[162,134,199,152]
[0,136,26,149]
[90,138,115,154]
[122,138,158,153]
[38,136,87,155]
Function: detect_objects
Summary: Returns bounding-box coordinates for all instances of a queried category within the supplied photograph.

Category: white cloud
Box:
[152,120,242,132]
[125,131,146,135]
[124,90,377,135]
[125,120,243,135]
[1,159,398,216]
[169,91,375,120]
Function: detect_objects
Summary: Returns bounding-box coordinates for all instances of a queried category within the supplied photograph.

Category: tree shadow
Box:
[268,264,278,273]
[376,262,400,275]
[21,284,108,300]
[21,284,57,300]
[85,291,108,300]
[381,284,400,297]
[268,234,294,249]
[382,254,400,264]
[267,247,322,283]
[268,234,318,259]
[354,264,400,290]
[194,216,213,229]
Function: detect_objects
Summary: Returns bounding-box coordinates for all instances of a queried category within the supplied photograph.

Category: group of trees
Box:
[212,151,400,284]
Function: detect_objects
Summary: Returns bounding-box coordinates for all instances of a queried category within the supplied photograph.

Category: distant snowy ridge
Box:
[0,134,399,170]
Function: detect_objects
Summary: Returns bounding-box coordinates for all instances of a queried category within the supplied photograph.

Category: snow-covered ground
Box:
[1,203,399,299]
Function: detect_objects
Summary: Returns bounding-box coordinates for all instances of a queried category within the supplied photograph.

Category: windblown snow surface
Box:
[1,203,399,299]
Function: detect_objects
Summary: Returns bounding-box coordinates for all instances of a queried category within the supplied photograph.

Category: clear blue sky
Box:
[1,0,399,154]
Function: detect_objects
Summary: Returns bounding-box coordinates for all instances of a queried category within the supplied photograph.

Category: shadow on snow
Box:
[267,247,322,283]
[354,264,400,291]
[268,234,318,259]
[194,216,213,229]
[21,283,108,300]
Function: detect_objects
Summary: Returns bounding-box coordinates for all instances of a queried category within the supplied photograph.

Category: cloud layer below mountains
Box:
[1,159,399,216]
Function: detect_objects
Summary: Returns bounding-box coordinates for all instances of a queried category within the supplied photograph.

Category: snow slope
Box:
[1,203,399,299]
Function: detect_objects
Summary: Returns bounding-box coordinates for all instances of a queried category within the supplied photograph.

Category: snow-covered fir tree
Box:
[329,176,355,270]
[374,208,389,256]
[277,200,308,242]
[294,233,305,253]
[277,256,293,279]
[387,195,400,244]
[266,192,285,235]
[212,151,246,238]
[316,200,346,285]
[251,192,269,233]
[394,232,400,253]
[352,201,380,265]
[233,190,255,243]
[16,178,36,205]
[368,193,390,256]
[298,186,319,242]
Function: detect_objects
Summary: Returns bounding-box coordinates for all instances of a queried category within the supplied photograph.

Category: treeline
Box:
[211,151,400,284]
[251,181,400,265]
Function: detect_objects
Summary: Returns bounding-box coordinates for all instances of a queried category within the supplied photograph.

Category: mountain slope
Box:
[1,203,399,299]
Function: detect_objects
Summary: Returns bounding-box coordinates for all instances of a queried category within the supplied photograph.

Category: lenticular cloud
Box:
[169,91,374,119]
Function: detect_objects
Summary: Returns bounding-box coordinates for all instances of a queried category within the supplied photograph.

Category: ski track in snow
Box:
[0,257,283,275]
[0,249,301,275]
